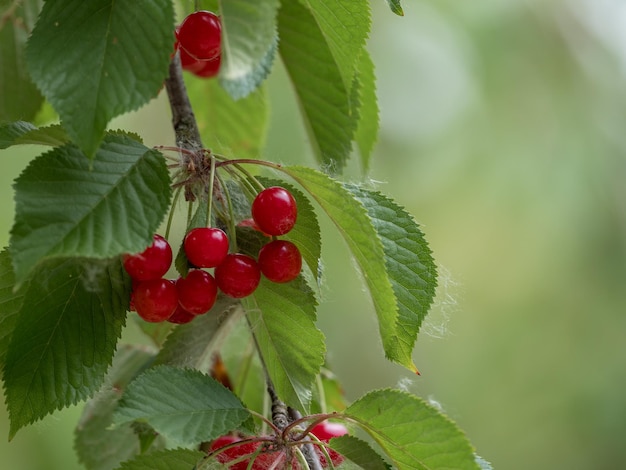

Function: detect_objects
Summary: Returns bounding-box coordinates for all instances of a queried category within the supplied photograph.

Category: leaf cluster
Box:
[0,0,487,469]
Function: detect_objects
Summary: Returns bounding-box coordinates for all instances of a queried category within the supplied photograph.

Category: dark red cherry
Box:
[168,305,196,324]
[175,269,218,314]
[132,279,178,322]
[251,187,297,236]
[258,240,302,283]
[214,253,261,298]
[177,11,221,61]
[209,435,284,470]
[184,227,229,268]
[123,234,172,281]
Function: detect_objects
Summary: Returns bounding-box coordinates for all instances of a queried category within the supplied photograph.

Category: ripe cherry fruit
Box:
[258,240,302,283]
[311,421,348,467]
[132,279,178,322]
[177,11,221,61]
[123,234,172,281]
[210,435,257,470]
[251,187,297,236]
[215,253,261,298]
[184,227,229,268]
[182,52,221,78]
[210,435,285,470]
[175,269,217,314]
[167,305,196,324]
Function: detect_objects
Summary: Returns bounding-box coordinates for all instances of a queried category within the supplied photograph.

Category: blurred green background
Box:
[2,0,626,468]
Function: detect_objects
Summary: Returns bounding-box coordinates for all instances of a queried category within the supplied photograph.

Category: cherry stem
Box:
[164,185,183,240]
[247,409,282,435]
[215,171,238,252]
[315,375,327,415]
[205,153,216,226]
[284,412,344,441]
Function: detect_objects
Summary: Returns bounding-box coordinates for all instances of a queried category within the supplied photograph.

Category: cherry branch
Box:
[164,53,209,201]
[164,53,203,153]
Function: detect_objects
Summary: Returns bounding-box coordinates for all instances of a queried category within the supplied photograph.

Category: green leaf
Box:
[10,133,172,285]
[347,186,437,371]
[3,257,130,439]
[280,166,416,372]
[0,250,25,368]
[353,51,379,172]
[242,276,324,412]
[113,448,204,470]
[219,318,266,415]
[0,121,69,149]
[0,121,36,148]
[218,0,280,98]
[12,123,69,147]
[344,389,480,470]
[278,1,356,172]
[384,0,404,16]
[257,177,321,281]
[0,0,44,121]
[187,77,269,159]
[328,435,390,470]
[75,345,158,470]
[154,296,242,369]
[113,365,250,446]
[298,0,371,89]
[25,0,174,157]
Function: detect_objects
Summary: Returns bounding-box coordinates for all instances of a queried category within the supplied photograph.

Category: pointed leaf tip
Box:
[385,0,405,16]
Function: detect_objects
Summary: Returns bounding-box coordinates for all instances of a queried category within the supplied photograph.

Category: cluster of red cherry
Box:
[174,10,222,78]
[124,187,302,324]
[209,421,347,469]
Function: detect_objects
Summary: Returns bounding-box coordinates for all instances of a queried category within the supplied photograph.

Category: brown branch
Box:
[164,53,203,152]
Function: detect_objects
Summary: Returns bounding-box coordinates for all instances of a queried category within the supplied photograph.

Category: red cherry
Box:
[258,240,302,283]
[215,254,261,298]
[210,435,285,470]
[123,234,172,281]
[132,279,178,322]
[311,421,348,467]
[168,305,196,324]
[251,187,297,236]
[180,47,221,78]
[184,227,229,268]
[177,11,221,61]
[175,269,217,314]
[210,435,257,470]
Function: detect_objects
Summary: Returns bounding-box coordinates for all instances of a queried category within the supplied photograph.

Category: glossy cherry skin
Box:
[251,187,298,236]
[214,253,261,298]
[184,227,229,268]
[177,11,221,61]
[167,305,196,324]
[258,240,302,283]
[182,52,221,78]
[175,269,217,314]
[132,279,178,322]
[123,234,172,281]
[311,421,348,467]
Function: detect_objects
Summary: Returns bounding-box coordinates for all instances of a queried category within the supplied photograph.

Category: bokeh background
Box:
[2,0,625,468]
